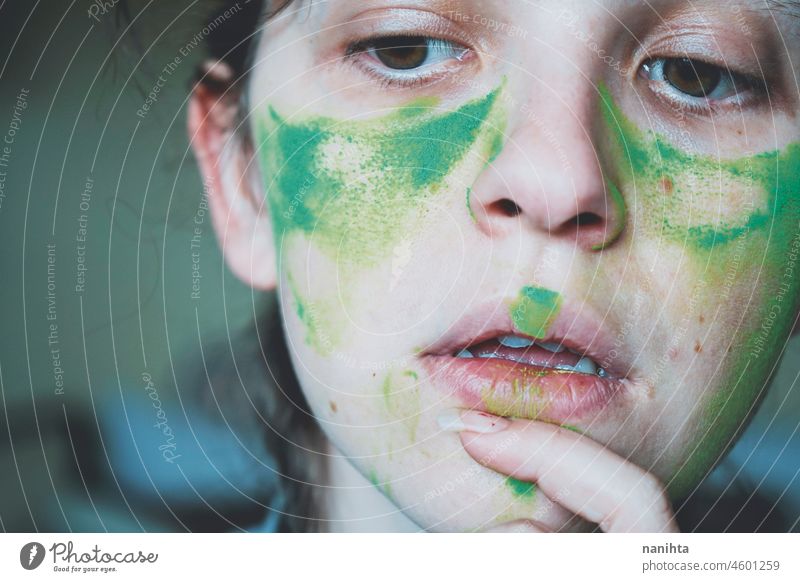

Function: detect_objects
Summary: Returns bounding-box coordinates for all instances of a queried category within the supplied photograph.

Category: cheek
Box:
[644,179,800,496]
[600,85,800,495]
[258,88,506,357]
[257,88,504,268]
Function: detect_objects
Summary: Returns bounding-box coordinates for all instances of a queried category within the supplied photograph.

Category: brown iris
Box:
[663,58,723,98]
[371,36,429,70]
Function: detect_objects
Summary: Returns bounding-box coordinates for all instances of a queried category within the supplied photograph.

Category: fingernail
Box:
[437,409,510,434]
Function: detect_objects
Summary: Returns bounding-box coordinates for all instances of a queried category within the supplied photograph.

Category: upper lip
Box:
[421,296,632,379]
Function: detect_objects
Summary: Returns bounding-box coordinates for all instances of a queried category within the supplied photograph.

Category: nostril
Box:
[489,198,522,217]
[568,212,603,228]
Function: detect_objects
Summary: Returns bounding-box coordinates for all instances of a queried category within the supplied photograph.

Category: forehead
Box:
[270,0,800,36]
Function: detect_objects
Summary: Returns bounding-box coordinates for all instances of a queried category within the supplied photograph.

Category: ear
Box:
[187,61,277,290]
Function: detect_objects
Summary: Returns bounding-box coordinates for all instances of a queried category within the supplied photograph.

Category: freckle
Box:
[694,341,702,353]
[658,176,673,195]
[699,314,705,324]
[329,401,338,413]
[668,346,679,360]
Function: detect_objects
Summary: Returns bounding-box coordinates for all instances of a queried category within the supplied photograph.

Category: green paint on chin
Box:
[257,86,504,265]
[506,476,537,499]
[509,285,563,338]
[368,468,379,487]
[367,468,393,499]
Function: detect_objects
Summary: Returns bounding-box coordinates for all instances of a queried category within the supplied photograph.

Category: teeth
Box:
[538,341,566,353]
[573,356,598,375]
[454,344,608,377]
[553,363,576,371]
[498,335,534,348]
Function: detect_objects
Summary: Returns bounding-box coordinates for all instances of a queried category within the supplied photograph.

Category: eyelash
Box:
[344,34,473,89]
[342,34,769,115]
[639,57,766,115]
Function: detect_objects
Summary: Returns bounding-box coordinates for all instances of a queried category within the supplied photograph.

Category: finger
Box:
[482,519,550,533]
[447,410,678,532]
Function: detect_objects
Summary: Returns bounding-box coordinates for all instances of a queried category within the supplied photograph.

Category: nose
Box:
[468,86,625,251]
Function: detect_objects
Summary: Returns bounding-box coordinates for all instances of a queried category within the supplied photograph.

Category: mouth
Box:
[455,335,609,377]
[420,299,632,424]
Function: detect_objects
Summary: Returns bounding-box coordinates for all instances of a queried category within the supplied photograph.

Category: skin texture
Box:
[600,84,800,496]
[190,0,800,532]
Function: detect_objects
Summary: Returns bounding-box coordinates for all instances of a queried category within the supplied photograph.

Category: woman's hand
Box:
[439,409,679,532]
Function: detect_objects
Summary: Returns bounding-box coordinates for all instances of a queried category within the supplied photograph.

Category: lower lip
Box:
[421,355,626,423]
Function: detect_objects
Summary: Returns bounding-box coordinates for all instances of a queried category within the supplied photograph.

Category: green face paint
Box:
[506,476,537,499]
[592,179,627,251]
[599,83,800,253]
[599,83,800,497]
[381,371,422,443]
[260,88,505,354]
[509,285,563,338]
[560,423,583,434]
[288,274,330,354]
[256,87,505,266]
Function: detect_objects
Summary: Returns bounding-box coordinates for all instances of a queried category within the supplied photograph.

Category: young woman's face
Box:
[245,0,800,530]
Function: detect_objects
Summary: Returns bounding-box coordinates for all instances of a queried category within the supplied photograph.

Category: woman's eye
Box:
[641,57,751,101]
[353,35,468,72]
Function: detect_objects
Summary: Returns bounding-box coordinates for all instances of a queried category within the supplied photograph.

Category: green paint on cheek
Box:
[257,86,504,265]
[396,95,441,117]
[506,476,537,499]
[509,285,563,338]
[381,371,422,443]
[287,272,332,355]
[598,82,800,253]
[598,84,800,497]
[381,374,393,409]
